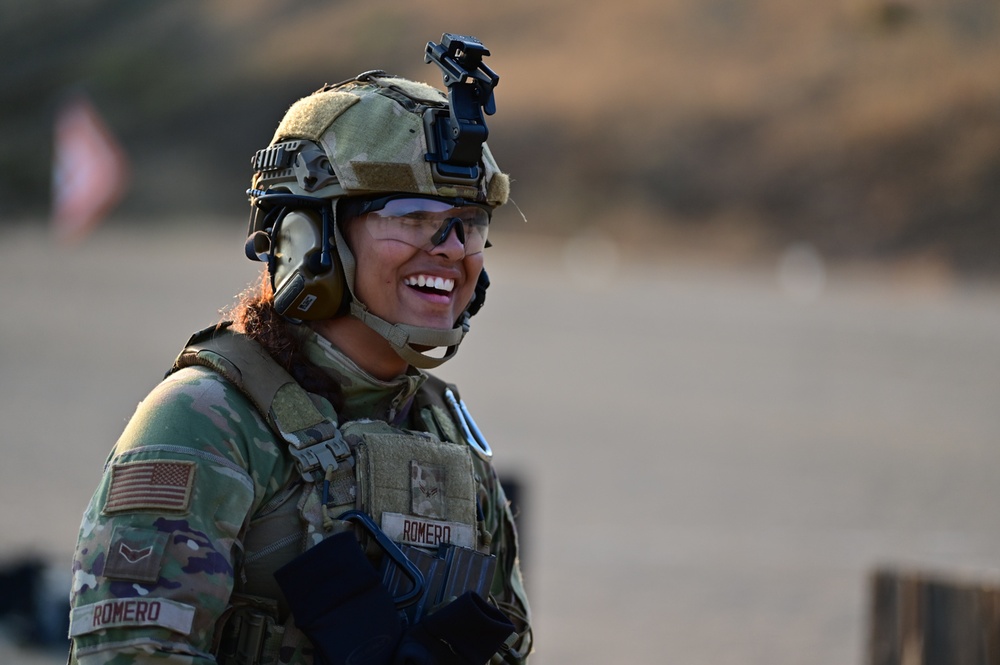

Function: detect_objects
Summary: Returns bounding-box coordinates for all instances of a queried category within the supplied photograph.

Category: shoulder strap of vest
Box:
[169,322,352,482]
[414,372,456,412]
[415,372,493,462]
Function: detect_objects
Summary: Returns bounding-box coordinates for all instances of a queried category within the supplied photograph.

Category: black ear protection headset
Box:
[245,190,347,321]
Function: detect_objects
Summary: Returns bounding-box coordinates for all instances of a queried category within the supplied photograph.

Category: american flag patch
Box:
[104,461,195,514]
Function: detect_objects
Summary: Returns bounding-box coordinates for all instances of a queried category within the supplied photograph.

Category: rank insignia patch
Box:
[104,525,169,583]
[104,460,195,514]
[411,461,446,519]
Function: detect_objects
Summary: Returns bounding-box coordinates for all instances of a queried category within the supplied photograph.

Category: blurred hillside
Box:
[2,0,999,272]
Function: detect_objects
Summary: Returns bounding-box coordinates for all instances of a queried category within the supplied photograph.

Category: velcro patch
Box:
[104,460,195,514]
[104,526,168,583]
[410,461,446,519]
[69,597,196,637]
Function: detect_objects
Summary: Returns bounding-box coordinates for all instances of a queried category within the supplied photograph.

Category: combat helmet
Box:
[244,35,507,369]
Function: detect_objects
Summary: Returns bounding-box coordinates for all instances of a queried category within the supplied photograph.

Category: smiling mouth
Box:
[404,274,456,295]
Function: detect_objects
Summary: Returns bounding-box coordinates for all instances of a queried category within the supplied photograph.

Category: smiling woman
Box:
[334,199,486,366]
[68,35,532,665]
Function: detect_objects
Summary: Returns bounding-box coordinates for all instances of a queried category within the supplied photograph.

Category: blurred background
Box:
[1,0,999,663]
[5,0,1000,270]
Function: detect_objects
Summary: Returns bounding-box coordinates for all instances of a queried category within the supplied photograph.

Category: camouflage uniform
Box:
[68,325,531,664]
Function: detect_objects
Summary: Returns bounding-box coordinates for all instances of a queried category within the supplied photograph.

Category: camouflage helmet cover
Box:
[252,73,510,207]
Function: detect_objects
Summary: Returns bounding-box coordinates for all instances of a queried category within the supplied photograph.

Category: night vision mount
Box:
[424,33,499,181]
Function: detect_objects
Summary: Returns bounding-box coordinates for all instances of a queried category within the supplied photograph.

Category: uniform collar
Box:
[297,327,425,425]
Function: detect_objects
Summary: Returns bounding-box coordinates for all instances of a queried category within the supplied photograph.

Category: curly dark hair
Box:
[226,272,345,412]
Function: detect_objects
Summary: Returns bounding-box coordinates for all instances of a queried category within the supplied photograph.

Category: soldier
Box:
[68,35,532,665]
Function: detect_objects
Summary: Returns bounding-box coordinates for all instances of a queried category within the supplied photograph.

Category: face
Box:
[342,208,485,331]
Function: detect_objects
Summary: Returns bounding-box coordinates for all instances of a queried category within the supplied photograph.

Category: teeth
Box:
[405,275,455,293]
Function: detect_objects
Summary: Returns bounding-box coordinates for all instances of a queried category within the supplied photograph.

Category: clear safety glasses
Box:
[353,195,491,255]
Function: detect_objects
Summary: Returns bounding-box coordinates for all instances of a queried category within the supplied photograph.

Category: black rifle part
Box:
[380,542,498,625]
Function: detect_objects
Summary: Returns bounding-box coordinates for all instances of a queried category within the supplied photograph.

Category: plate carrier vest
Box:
[169,324,491,665]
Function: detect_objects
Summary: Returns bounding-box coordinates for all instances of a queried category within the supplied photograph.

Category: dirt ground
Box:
[2,223,999,664]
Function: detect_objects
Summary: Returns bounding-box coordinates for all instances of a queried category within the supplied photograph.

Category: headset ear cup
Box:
[270,208,346,320]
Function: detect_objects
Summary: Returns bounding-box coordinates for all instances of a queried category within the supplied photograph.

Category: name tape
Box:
[382,512,475,549]
[70,597,196,637]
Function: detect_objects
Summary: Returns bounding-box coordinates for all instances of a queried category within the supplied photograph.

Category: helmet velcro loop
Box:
[272,90,361,144]
[486,171,510,207]
[323,91,438,196]
[370,75,447,106]
[349,161,421,195]
[481,144,509,207]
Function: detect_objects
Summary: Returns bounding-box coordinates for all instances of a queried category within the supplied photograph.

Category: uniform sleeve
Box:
[476,457,534,664]
[69,367,282,664]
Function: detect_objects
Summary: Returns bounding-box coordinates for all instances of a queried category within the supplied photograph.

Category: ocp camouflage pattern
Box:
[69,328,531,664]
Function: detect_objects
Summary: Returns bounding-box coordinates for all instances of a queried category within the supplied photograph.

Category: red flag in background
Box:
[51,93,130,241]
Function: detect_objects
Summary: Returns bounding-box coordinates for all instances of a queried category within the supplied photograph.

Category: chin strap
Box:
[335,219,468,369]
[348,300,465,368]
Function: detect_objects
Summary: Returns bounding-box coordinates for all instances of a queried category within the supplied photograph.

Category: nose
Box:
[430,220,467,260]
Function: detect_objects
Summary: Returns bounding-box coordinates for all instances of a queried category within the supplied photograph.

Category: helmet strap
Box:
[348,300,464,368]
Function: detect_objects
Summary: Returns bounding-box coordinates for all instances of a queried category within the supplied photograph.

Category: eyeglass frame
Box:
[343,194,494,252]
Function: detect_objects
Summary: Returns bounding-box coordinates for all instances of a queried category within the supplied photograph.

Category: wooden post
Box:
[868,567,1000,665]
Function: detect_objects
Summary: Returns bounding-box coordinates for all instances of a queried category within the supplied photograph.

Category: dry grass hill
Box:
[2,0,999,272]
